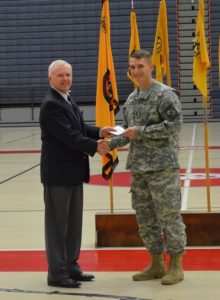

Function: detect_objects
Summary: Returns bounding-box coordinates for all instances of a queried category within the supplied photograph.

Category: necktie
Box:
[67,96,85,133]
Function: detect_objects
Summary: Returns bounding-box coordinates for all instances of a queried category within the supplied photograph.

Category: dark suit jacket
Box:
[39,88,100,185]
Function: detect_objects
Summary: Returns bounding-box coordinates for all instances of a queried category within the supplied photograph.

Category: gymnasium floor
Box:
[0,122,220,300]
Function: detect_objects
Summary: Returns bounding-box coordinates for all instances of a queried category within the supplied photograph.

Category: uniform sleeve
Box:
[108,105,130,150]
[136,89,182,139]
[109,135,129,150]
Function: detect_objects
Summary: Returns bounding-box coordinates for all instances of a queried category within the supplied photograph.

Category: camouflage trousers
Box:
[131,168,186,255]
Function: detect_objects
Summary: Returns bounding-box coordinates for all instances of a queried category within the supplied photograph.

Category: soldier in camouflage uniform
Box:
[108,50,186,285]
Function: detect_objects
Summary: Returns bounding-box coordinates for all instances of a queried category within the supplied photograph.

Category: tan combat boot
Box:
[132,253,166,281]
[161,253,184,285]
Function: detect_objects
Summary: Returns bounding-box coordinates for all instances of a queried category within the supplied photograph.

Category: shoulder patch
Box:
[164,105,178,121]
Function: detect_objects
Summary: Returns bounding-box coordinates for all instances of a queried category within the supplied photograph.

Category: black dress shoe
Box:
[48,278,81,288]
[70,272,95,282]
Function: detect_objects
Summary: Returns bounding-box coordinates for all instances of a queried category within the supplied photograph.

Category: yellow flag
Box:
[127,9,140,85]
[152,0,171,86]
[96,0,119,180]
[192,0,210,107]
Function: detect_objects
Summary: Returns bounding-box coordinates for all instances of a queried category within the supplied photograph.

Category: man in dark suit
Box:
[39,60,111,288]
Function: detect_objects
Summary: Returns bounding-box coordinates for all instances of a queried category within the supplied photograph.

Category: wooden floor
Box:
[0,122,220,300]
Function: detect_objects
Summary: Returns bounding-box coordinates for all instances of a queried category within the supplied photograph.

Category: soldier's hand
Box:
[121,127,137,138]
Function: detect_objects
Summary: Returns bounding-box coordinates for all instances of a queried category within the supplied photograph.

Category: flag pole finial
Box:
[131,0,134,10]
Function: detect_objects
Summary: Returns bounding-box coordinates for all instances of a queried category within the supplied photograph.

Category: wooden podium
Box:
[95,211,220,247]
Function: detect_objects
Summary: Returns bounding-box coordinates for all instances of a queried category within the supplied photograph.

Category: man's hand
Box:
[100,126,116,138]
[97,140,110,156]
[121,126,137,138]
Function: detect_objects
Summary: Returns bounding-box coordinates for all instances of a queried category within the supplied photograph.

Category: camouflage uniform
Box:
[109,80,186,255]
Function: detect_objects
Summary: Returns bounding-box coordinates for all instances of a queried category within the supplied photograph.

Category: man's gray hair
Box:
[48,60,72,76]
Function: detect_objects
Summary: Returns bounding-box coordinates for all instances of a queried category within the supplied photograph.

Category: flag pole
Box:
[109,113,114,214]
[109,176,114,213]
[96,0,120,214]
[166,56,171,86]
[192,0,211,212]
[203,100,211,212]
[131,0,134,10]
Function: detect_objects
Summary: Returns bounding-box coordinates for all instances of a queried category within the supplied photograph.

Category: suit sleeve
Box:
[41,101,98,156]
[84,123,100,140]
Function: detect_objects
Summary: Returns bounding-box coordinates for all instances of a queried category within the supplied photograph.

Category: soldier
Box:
[108,49,186,285]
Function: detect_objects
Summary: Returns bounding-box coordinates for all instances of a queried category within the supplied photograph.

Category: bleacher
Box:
[0,1,176,108]
[0,0,219,123]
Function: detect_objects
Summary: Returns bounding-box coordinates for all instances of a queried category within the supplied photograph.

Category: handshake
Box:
[97,140,110,156]
[96,125,137,156]
[96,126,114,156]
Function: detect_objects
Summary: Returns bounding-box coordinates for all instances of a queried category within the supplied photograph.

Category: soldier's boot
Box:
[132,253,166,281]
[161,253,184,285]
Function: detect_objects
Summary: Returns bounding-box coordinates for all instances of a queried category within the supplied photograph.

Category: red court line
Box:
[0,150,41,154]
[118,146,220,151]
[89,169,220,187]
[1,146,220,154]
[179,146,220,150]
[0,249,220,272]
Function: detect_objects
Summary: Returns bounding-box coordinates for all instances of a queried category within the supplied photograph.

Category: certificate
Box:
[109,125,126,136]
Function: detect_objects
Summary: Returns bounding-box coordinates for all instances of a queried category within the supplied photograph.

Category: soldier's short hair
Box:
[129,49,151,60]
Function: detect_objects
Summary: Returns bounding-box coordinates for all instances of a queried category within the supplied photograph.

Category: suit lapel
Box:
[66,97,86,135]
[50,88,86,134]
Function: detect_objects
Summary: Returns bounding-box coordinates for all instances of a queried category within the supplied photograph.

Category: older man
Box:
[39,60,111,288]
